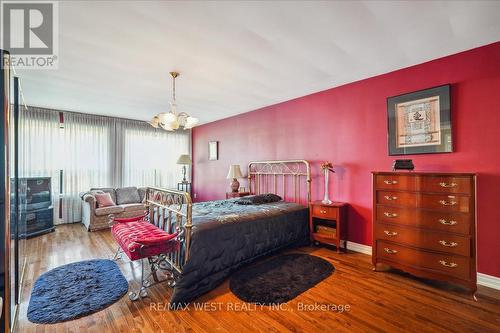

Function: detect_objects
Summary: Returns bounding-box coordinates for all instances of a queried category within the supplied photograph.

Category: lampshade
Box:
[149,115,160,128]
[184,116,199,129]
[227,165,243,179]
[177,154,192,165]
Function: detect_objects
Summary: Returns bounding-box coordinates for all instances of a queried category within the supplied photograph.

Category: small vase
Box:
[322,168,332,204]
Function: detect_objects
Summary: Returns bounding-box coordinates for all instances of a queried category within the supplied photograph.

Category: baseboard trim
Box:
[346,242,500,290]
[346,241,372,255]
[477,273,500,290]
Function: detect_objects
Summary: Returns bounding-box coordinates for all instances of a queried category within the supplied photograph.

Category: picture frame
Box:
[208,141,218,160]
[387,84,452,155]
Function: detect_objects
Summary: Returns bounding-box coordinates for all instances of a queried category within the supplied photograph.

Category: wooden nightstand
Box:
[309,201,348,253]
[226,191,250,199]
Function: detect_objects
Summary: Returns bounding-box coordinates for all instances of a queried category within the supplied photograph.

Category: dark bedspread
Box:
[170,199,309,304]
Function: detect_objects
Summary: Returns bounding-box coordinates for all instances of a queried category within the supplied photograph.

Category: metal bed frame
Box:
[123,160,311,295]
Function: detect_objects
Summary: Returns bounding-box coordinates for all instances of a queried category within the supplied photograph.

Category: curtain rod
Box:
[24,104,150,123]
[24,104,191,133]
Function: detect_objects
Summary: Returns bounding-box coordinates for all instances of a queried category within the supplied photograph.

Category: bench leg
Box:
[129,258,149,301]
[148,257,160,283]
[112,246,123,260]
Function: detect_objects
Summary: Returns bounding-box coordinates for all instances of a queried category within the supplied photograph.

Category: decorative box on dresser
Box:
[372,171,477,299]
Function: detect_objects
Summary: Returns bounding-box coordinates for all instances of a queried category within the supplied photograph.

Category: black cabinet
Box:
[25,206,54,238]
[22,177,54,238]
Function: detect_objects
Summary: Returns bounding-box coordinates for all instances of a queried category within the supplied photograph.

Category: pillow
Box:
[95,192,115,208]
[236,193,282,205]
[91,188,117,204]
[116,187,141,205]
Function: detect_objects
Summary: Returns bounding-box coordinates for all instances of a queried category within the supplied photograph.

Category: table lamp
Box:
[177,154,192,183]
[226,164,243,192]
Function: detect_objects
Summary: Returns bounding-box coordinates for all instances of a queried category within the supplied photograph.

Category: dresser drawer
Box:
[420,194,470,213]
[375,175,417,191]
[421,176,472,195]
[376,206,472,235]
[376,241,471,280]
[311,205,337,219]
[376,191,417,207]
[375,223,470,256]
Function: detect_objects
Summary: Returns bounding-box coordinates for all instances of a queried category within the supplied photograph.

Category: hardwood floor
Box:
[16,224,500,333]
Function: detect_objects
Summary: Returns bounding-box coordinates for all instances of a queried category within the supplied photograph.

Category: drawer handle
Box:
[439,200,457,206]
[384,230,398,236]
[384,212,398,218]
[439,182,458,188]
[439,240,458,247]
[384,247,398,254]
[439,218,457,226]
[320,210,327,214]
[439,260,458,268]
[384,180,398,185]
[384,195,398,201]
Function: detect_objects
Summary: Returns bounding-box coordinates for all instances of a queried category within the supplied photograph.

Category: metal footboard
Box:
[144,187,193,275]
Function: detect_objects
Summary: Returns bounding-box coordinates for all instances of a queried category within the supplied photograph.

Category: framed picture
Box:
[208,141,218,160]
[387,84,452,155]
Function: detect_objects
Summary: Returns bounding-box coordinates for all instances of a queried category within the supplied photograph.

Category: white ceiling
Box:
[16,0,500,124]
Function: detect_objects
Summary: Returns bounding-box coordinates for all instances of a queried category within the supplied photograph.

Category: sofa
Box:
[81,186,147,231]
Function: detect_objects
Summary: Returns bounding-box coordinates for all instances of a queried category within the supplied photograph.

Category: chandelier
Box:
[149,72,199,131]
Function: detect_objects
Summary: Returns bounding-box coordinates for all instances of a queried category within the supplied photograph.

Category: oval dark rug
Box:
[229,253,334,304]
[27,259,128,324]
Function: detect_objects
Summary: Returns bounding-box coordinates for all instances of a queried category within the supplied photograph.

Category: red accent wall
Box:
[192,42,500,277]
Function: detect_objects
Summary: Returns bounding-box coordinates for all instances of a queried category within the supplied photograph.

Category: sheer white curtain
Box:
[18,107,62,222]
[19,108,191,224]
[123,121,189,188]
[61,112,112,223]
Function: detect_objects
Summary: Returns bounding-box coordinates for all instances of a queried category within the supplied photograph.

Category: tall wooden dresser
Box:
[372,171,477,297]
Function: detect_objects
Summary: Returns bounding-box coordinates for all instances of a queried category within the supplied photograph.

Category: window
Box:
[123,126,189,188]
[19,107,191,223]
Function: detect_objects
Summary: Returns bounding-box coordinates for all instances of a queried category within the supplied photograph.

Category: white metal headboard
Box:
[247,160,311,205]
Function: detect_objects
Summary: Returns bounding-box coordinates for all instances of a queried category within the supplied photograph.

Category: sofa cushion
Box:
[138,187,147,203]
[116,187,141,205]
[95,192,115,208]
[95,205,124,216]
[91,188,117,204]
[119,203,146,212]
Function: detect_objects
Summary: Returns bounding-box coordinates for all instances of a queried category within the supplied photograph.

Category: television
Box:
[24,177,52,211]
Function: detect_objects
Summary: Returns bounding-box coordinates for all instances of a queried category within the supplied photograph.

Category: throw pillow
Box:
[236,193,282,205]
[95,192,115,208]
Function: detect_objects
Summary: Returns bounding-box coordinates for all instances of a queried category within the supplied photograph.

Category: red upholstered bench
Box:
[111,213,179,300]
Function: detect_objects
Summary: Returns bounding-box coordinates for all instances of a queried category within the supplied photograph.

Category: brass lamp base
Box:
[230,178,240,192]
